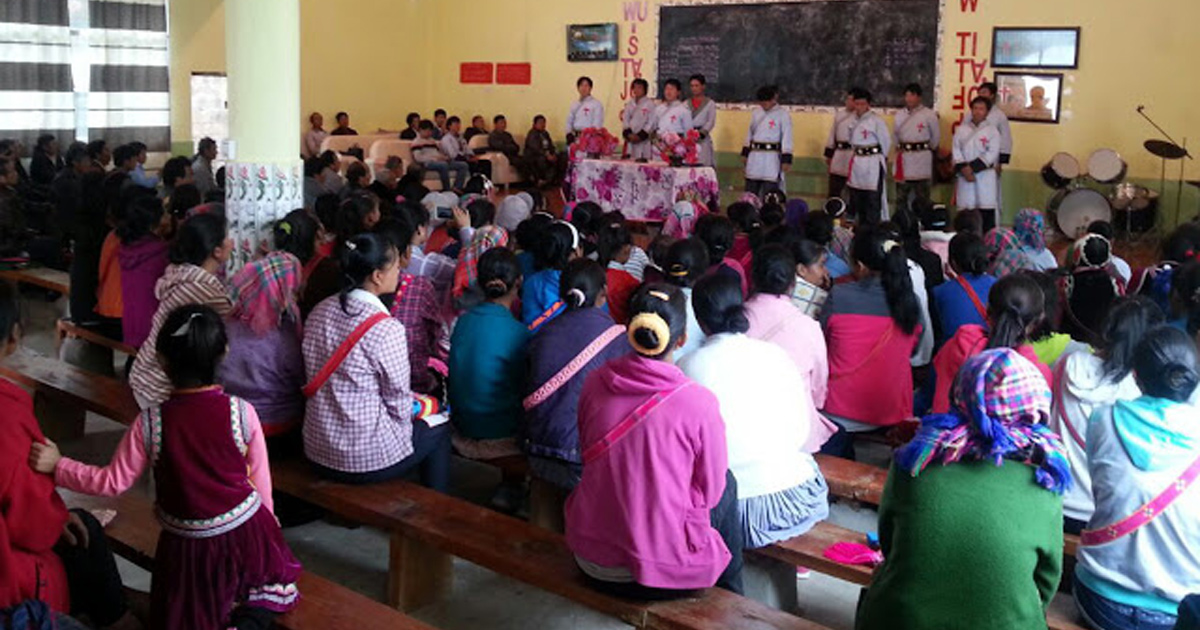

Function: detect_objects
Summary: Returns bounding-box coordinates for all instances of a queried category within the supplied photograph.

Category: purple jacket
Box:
[216,318,306,435]
[523,307,632,463]
[118,236,170,347]
[565,354,731,590]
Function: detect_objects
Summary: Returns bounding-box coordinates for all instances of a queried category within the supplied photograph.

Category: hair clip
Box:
[171,312,203,337]
[345,240,357,251]
[556,220,581,250]
[882,239,900,253]
[567,288,587,305]
[648,290,670,302]
[278,221,292,235]
[628,312,671,356]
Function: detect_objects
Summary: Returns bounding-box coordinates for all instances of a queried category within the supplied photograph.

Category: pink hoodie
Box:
[565,354,731,590]
[931,324,1053,414]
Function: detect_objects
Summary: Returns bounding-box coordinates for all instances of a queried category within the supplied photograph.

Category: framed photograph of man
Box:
[991,27,1080,69]
[567,24,619,62]
[994,72,1063,124]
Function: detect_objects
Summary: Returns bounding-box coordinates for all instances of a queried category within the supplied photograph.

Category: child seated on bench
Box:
[32,304,303,630]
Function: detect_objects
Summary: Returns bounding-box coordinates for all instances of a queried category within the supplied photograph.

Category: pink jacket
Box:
[565,354,731,590]
[744,294,837,452]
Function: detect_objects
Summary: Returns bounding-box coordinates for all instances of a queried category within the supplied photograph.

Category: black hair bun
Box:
[632,327,660,353]
[483,279,509,299]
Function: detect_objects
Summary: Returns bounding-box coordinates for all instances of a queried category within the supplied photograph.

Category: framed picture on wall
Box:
[995,72,1063,124]
[567,23,619,62]
[991,27,1080,69]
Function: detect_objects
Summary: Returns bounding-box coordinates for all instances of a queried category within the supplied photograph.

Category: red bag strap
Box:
[956,274,989,323]
[1081,446,1200,547]
[1052,360,1087,450]
[523,325,625,411]
[581,382,689,465]
[302,312,389,398]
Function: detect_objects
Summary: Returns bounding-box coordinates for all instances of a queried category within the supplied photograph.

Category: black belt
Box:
[750,142,781,152]
[900,142,930,152]
[854,145,882,156]
[835,142,852,150]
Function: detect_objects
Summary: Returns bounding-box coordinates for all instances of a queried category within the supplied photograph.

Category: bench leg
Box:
[387,531,452,612]
[743,554,799,614]
[33,391,86,442]
[528,478,566,534]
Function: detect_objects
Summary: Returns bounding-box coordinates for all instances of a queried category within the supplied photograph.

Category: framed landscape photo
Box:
[995,72,1063,124]
[991,27,1080,69]
[567,23,619,62]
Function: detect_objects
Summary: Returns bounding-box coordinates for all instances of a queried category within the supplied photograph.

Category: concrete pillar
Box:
[223,0,302,270]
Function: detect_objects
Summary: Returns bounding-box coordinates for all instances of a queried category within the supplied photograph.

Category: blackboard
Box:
[657,1,940,108]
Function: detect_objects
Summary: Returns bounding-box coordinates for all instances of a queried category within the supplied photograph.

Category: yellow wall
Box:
[168,0,224,154]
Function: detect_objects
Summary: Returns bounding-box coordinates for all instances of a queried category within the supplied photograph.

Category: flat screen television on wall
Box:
[568,23,619,62]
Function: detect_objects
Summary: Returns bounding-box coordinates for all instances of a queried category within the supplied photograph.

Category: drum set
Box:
[1041,148,1159,239]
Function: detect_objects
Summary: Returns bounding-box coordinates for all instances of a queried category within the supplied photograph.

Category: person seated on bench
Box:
[1051,297,1162,535]
[744,244,836,452]
[856,348,1069,630]
[0,284,140,630]
[522,222,582,331]
[595,219,640,325]
[931,274,1052,414]
[303,233,452,489]
[450,202,501,300]
[217,251,306,448]
[566,284,744,598]
[696,214,749,299]
[523,115,563,188]
[1074,326,1200,630]
[34,305,303,630]
[931,232,996,342]
[524,259,631,491]
[681,274,829,549]
[1022,270,1090,368]
[464,115,489,143]
[662,238,710,360]
[130,213,233,409]
[1063,234,1126,347]
[399,112,421,141]
[413,120,469,193]
[819,225,923,459]
[118,194,171,349]
[301,193,381,318]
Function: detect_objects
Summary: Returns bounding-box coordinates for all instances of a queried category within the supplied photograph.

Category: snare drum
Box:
[1110,184,1159,233]
[1041,152,1080,189]
[1050,188,1112,239]
[1087,148,1128,184]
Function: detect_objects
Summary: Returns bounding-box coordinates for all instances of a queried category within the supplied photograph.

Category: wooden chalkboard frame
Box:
[654,0,946,114]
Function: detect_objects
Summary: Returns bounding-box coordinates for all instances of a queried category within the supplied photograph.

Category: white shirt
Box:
[847,111,891,190]
[304,129,328,158]
[678,333,817,498]
[985,105,1013,160]
[825,109,855,176]
[893,105,940,182]
[655,101,693,137]
[566,95,605,134]
[743,105,793,182]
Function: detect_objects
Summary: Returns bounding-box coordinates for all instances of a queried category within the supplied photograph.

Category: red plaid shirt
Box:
[390,274,444,395]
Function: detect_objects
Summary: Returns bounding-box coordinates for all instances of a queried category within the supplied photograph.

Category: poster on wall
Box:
[991,27,1080,69]
[567,23,619,62]
[995,72,1063,124]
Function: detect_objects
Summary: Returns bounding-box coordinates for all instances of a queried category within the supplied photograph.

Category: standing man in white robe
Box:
[621,78,657,161]
[565,76,605,146]
[823,90,855,199]
[655,79,693,164]
[688,74,718,167]
[953,97,1003,231]
[741,85,793,199]
[893,83,940,214]
[846,88,892,226]
[977,81,1012,214]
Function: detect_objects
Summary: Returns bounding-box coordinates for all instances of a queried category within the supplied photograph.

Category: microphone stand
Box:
[1137,105,1192,229]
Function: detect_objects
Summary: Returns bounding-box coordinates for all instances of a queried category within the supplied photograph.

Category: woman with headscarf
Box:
[984,227,1034,278]
[1062,233,1126,346]
[1014,208,1058,271]
[452,224,509,302]
[855,348,1070,630]
[216,251,306,442]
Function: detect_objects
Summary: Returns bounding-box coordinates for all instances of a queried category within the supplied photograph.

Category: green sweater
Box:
[855,460,1063,630]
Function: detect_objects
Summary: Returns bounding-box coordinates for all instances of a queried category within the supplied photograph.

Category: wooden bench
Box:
[69,493,437,630]
[56,319,139,357]
[0,353,138,440]
[0,266,70,294]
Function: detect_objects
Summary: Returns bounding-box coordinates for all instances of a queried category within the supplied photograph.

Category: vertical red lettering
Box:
[959,0,979,12]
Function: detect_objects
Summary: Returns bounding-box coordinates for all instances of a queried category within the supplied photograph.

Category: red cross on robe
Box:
[768,120,776,129]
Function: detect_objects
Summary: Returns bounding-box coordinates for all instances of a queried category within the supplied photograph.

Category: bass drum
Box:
[1041,152,1080,189]
[1087,148,1128,184]
[1050,188,1112,240]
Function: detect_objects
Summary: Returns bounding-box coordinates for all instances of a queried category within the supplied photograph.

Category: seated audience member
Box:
[166,184,202,223]
[29,133,63,188]
[695,213,749,297]
[1051,297,1162,534]
[1129,223,1200,315]
[524,259,631,494]
[725,202,762,272]
[1075,326,1200,630]
[161,154,195,200]
[117,195,172,348]
[317,150,344,195]
[681,274,829,549]
[566,284,743,596]
[440,116,491,180]
[330,111,357,136]
[894,206,945,291]
[820,225,923,457]
[496,191,534,234]
[302,157,328,209]
[0,283,138,628]
[32,304,302,630]
[785,237,831,318]
[448,248,529,471]
[663,238,710,360]
[803,210,852,280]
[1021,270,1089,367]
[931,274,1052,414]
[303,112,327,158]
[1014,208,1058,271]
[399,112,421,140]
[1174,262,1200,342]
[917,202,953,274]
[50,144,88,240]
[522,222,582,331]
[300,193,380,317]
[217,248,307,442]
[1062,233,1126,346]
[452,224,508,302]
[464,115,488,142]
[340,161,371,198]
[745,244,836,452]
[129,213,233,408]
[984,226,1033,278]
[596,218,640,324]
[94,224,124,340]
[513,212,552,278]
[931,232,997,341]
[1086,220,1131,284]
[433,109,448,139]
[405,202,467,297]
[856,348,1069,630]
[487,115,521,161]
[413,120,469,192]
[128,142,157,190]
[567,201,602,260]
[375,218,445,395]
[369,157,403,206]
[304,233,451,488]
[523,115,562,187]
[882,220,935,369]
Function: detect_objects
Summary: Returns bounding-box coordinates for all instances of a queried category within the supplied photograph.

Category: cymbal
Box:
[1144,139,1188,160]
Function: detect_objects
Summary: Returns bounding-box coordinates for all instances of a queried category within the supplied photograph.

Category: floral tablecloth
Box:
[571,159,719,222]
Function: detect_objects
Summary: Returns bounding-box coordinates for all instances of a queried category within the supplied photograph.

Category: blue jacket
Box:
[521,268,563,328]
[932,273,997,341]
[448,302,530,440]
